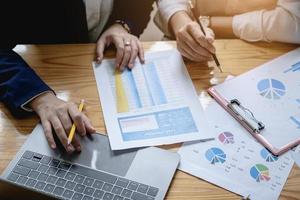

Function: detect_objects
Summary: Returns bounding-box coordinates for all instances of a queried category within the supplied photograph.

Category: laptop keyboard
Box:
[6,151,159,200]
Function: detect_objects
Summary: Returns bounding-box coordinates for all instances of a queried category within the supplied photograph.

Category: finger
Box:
[119,39,131,71]
[177,43,197,61]
[56,109,73,134]
[136,39,145,64]
[178,30,212,58]
[41,119,56,149]
[82,114,96,134]
[50,116,75,153]
[205,27,215,44]
[188,24,216,54]
[128,40,138,69]
[68,104,86,136]
[178,42,211,62]
[71,134,81,152]
[113,36,125,70]
[96,38,106,63]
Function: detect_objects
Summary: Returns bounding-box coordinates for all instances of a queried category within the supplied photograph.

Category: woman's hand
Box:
[170,11,215,62]
[176,21,215,62]
[96,24,145,71]
[30,92,96,154]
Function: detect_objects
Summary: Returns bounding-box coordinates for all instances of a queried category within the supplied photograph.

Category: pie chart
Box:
[218,132,234,144]
[250,164,271,182]
[257,79,286,100]
[260,148,278,162]
[205,147,226,164]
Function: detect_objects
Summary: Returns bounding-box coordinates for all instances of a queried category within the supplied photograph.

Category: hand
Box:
[30,92,96,153]
[176,21,215,62]
[96,24,145,71]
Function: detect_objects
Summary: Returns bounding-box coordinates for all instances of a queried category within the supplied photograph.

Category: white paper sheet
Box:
[213,48,300,149]
[178,97,295,200]
[93,49,212,150]
[291,145,300,168]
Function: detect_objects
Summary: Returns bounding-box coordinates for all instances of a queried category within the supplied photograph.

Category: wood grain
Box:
[0,40,299,199]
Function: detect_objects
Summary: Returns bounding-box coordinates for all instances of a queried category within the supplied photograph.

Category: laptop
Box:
[1,124,179,200]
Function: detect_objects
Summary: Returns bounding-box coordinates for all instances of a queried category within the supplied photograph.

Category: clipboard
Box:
[207,48,300,156]
[208,87,300,156]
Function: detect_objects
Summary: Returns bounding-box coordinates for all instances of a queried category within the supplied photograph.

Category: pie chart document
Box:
[178,101,294,200]
[212,47,300,150]
[93,50,212,150]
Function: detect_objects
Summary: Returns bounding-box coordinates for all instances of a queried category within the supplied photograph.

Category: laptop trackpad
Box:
[58,134,137,177]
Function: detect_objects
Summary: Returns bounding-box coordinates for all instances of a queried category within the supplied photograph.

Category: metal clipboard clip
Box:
[227,99,265,134]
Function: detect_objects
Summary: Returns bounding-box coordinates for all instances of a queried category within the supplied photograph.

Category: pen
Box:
[67,99,85,145]
[188,1,223,72]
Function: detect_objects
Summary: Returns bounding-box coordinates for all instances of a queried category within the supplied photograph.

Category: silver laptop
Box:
[1,124,179,200]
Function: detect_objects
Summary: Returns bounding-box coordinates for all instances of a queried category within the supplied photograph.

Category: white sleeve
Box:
[155,0,189,37]
[232,0,300,44]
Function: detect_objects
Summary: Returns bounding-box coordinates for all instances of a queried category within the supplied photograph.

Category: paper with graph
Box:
[93,50,212,150]
[178,99,294,200]
[212,47,300,149]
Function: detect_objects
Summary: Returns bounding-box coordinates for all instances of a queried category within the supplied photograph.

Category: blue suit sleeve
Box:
[0,49,53,118]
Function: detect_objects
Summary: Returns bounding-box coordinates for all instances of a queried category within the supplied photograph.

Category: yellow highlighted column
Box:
[115,70,129,113]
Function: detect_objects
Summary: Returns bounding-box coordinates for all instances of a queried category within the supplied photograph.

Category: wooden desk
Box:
[1,40,299,199]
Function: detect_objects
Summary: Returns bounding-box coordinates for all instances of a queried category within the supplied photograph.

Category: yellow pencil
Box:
[67,99,85,145]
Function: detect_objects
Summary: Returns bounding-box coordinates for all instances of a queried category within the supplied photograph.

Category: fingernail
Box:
[51,144,56,149]
[129,63,133,68]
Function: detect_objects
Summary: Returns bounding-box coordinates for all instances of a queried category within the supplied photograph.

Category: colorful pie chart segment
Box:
[218,132,234,144]
[260,148,278,162]
[257,79,286,100]
[205,147,226,164]
[250,164,271,182]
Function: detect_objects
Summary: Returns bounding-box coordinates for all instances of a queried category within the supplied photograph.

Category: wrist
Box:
[115,20,131,34]
[109,23,129,34]
[29,91,56,111]
[170,11,193,37]
[210,16,234,38]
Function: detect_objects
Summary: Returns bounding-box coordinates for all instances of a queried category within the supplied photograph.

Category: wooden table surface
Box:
[1,40,300,199]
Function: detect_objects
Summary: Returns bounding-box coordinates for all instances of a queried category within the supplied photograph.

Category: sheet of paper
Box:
[178,99,294,200]
[291,145,300,168]
[213,48,300,149]
[93,49,212,150]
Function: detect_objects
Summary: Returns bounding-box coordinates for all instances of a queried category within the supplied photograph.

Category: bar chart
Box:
[284,61,300,73]
[115,62,168,113]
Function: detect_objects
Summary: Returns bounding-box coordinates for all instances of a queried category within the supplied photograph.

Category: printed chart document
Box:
[178,98,294,200]
[211,48,300,151]
[93,50,212,150]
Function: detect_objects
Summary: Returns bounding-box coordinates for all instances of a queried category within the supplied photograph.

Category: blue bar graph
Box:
[290,116,300,128]
[142,62,167,105]
[123,69,142,108]
[284,61,300,73]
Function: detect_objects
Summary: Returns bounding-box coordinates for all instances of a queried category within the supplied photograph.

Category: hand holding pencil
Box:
[31,93,96,154]
[168,0,221,69]
[67,99,85,145]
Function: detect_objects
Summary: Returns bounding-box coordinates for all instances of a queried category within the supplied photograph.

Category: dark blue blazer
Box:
[0,0,153,118]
